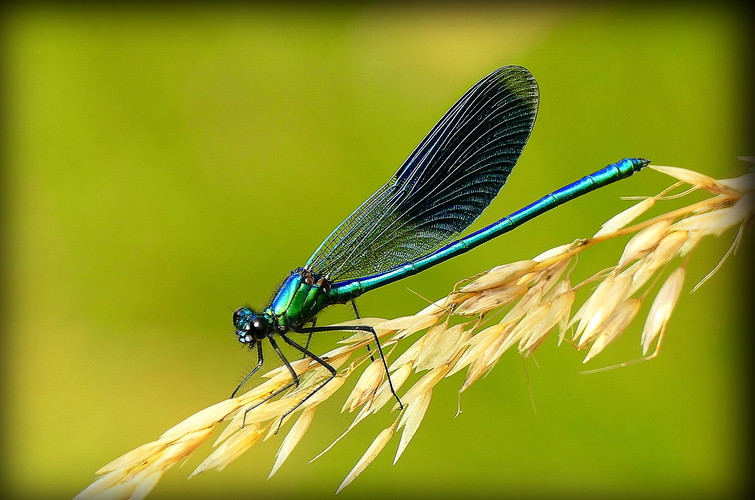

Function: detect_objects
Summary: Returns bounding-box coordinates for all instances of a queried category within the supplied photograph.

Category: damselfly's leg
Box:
[350,300,361,318]
[351,300,374,361]
[297,324,403,410]
[270,332,340,429]
[241,336,300,427]
[302,318,317,359]
[231,341,264,398]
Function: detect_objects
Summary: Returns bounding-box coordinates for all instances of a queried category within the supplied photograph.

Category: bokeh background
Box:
[3,3,750,499]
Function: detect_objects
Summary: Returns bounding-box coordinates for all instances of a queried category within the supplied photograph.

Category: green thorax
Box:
[265,268,340,331]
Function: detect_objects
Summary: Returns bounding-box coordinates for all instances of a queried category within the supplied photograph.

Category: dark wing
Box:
[305,65,539,283]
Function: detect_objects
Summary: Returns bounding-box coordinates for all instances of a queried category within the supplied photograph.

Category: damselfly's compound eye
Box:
[250,316,269,340]
[232,306,254,331]
[232,307,269,342]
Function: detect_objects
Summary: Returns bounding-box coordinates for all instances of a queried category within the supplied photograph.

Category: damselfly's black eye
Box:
[250,316,269,340]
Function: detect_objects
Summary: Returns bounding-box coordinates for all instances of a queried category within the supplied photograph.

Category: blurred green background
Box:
[3,3,749,499]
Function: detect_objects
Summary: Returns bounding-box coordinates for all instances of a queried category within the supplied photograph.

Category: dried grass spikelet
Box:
[78,164,753,499]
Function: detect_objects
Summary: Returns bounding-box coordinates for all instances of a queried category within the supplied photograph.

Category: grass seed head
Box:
[79,165,751,498]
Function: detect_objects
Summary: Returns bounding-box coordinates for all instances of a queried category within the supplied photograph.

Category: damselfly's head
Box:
[233,306,270,345]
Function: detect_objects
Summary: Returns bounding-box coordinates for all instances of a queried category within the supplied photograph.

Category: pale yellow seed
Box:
[673,192,753,235]
[375,315,428,332]
[343,359,385,413]
[576,273,632,347]
[269,406,317,478]
[259,357,313,381]
[337,331,373,345]
[536,256,572,297]
[500,280,545,325]
[370,362,413,414]
[543,278,571,305]
[618,220,672,266]
[454,284,529,315]
[385,314,441,342]
[441,328,478,376]
[641,267,685,355]
[263,411,297,442]
[337,425,396,493]
[75,468,132,499]
[403,323,446,367]
[213,419,242,448]
[388,335,424,372]
[324,319,386,332]
[102,478,145,500]
[519,256,572,300]
[516,269,541,285]
[583,299,643,362]
[331,318,386,335]
[460,323,517,391]
[129,470,164,500]
[556,281,574,346]
[460,260,537,292]
[232,377,296,413]
[298,374,346,411]
[628,231,687,295]
[94,478,140,500]
[337,318,389,345]
[594,197,656,237]
[284,366,333,398]
[520,290,576,354]
[93,469,155,500]
[149,427,213,471]
[571,273,618,334]
[569,271,621,331]
[690,194,730,215]
[715,172,755,193]
[625,257,654,296]
[317,346,359,371]
[94,439,170,476]
[193,424,262,475]
[395,391,432,464]
[533,243,574,263]
[159,399,240,442]
[502,302,551,354]
[649,165,719,192]
[416,324,468,371]
[671,208,735,236]
[448,323,509,377]
[478,322,518,371]
[648,230,689,264]
[414,296,455,318]
[679,230,705,257]
[400,365,449,405]
[235,399,294,428]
